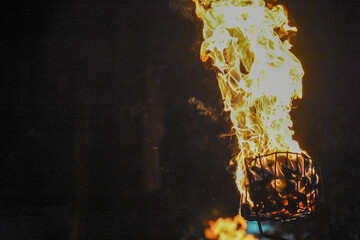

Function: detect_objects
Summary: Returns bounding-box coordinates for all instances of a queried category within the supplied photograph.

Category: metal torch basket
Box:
[241,152,319,222]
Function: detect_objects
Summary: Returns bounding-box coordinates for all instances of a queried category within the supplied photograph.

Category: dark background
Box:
[1,0,359,239]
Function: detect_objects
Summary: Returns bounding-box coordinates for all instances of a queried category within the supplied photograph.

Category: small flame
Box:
[188,97,218,121]
[205,215,258,240]
[192,0,311,208]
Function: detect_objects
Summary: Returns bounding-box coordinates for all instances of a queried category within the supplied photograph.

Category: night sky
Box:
[2,0,360,239]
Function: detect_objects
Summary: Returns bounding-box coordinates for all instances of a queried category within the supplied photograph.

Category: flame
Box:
[188,97,218,121]
[192,0,311,208]
[205,215,258,240]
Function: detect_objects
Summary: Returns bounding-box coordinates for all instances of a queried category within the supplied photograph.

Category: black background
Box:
[1,0,360,239]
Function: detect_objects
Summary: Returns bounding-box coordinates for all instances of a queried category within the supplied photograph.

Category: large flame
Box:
[193,0,309,207]
[205,215,258,240]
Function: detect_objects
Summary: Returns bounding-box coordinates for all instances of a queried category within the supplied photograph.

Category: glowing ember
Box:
[205,215,258,240]
[192,0,317,220]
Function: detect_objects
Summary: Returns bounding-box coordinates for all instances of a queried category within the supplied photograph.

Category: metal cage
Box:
[240,152,318,222]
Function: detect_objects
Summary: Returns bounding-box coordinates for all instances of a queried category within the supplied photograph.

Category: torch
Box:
[191,0,329,239]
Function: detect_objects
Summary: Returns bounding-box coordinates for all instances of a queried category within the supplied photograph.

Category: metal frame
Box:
[241,152,318,222]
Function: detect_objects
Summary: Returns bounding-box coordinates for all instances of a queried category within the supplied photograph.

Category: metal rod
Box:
[318,166,333,239]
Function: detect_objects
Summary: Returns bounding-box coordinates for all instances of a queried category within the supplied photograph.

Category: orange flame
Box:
[192,0,311,207]
[205,215,258,240]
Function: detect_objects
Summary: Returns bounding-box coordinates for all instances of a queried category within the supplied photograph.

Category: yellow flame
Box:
[193,0,308,205]
[205,215,258,240]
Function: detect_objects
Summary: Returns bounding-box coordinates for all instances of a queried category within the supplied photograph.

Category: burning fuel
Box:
[192,0,318,221]
[242,152,318,221]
